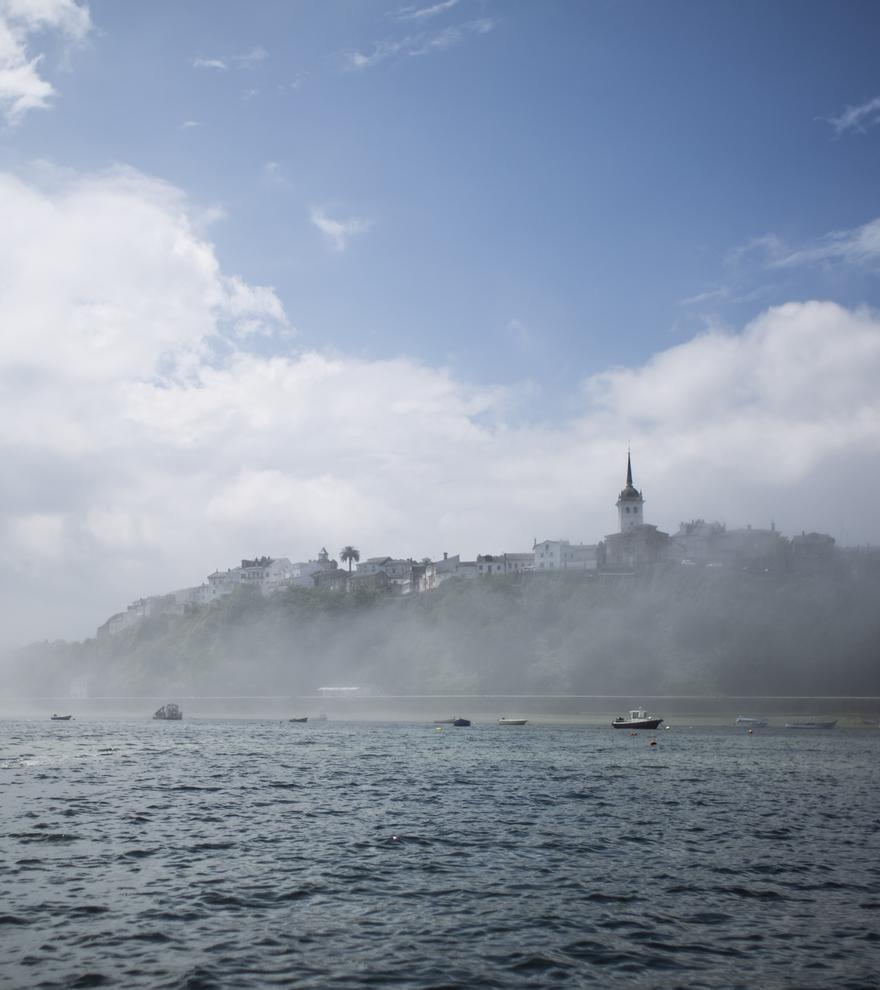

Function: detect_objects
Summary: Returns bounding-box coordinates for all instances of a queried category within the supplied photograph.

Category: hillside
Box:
[6,555,880,702]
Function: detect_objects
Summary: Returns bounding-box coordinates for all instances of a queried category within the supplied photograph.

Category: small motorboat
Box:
[153,703,182,720]
[288,717,308,723]
[497,717,528,725]
[612,707,663,730]
[50,713,73,721]
[784,720,837,729]
[452,718,471,727]
[735,716,768,727]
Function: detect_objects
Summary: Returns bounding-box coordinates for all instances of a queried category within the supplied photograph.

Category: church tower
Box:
[616,451,645,532]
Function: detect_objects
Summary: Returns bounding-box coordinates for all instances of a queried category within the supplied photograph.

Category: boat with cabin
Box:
[153,703,182,720]
[498,717,528,725]
[50,713,73,721]
[612,707,663,730]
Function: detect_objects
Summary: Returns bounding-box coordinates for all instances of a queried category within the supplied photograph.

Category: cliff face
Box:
[5,558,880,700]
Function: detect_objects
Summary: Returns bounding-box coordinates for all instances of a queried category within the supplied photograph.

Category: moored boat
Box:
[735,716,768,727]
[288,716,308,723]
[784,719,837,729]
[497,717,528,725]
[153,703,182,720]
[612,707,663,730]
[452,718,471,727]
[50,713,73,721]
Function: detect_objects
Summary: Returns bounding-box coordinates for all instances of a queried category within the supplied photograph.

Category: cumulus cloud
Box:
[310,207,371,251]
[0,0,90,124]
[2,166,879,647]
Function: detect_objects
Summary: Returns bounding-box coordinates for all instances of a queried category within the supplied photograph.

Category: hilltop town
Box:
[96,454,842,640]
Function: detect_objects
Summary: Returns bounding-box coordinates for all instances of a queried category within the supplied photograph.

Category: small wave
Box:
[70,974,111,988]
[507,951,575,973]
[9,831,79,843]
[712,884,786,900]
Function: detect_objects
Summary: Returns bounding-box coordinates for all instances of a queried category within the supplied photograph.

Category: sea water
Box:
[1,718,878,989]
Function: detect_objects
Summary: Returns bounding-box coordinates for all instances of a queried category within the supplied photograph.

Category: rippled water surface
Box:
[2,717,879,989]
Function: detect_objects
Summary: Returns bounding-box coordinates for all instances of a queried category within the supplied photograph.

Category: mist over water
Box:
[5,557,880,707]
[2,717,878,989]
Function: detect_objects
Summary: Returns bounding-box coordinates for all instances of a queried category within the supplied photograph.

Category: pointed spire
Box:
[626,449,633,488]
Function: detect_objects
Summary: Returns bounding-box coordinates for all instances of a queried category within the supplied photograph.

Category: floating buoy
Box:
[747,728,753,735]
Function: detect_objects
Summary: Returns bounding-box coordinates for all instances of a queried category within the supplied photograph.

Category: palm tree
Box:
[340,546,360,573]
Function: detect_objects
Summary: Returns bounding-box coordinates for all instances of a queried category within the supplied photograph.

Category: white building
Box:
[420,553,478,591]
[617,451,645,531]
[532,540,599,571]
[476,552,535,575]
[604,453,671,570]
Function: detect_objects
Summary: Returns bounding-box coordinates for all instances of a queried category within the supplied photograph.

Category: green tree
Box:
[340,546,361,573]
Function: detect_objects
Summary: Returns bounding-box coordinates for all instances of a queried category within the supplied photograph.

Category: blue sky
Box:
[2,0,880,643]
[13,0,880,387]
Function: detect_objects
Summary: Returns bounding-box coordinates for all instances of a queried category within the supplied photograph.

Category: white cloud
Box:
[679,288,729,307]
[827,95,880,136]
[310,207,371,252]
[231,46,267,69]
[193,47,268,72]
[2,166,880,648]
[0,0,90,124]
[396,0,460,21]
[771,217,880,271]
[343,17,497,70]
[192,56,227,70]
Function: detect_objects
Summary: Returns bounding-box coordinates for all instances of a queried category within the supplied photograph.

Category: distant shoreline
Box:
[5,692,879,725]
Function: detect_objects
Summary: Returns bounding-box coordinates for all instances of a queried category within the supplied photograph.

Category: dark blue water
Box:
[2,718,878,989]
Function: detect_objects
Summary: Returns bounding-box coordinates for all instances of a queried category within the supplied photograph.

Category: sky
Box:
[2,0,880,646]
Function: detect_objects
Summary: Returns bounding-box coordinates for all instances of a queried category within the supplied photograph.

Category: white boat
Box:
[497,717,528,725]
[735,716,768,727]
[784,719,837,729]
[612,707,663,730]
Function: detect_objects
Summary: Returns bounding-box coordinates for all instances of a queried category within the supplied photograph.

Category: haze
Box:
[2,1,880,650]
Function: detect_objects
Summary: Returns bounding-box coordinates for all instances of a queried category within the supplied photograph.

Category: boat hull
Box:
[612,718,663,730]
[498,718,528,725]
[784,720,837,729]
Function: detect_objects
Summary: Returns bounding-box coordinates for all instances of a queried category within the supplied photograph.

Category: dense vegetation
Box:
[7,553,880,700]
